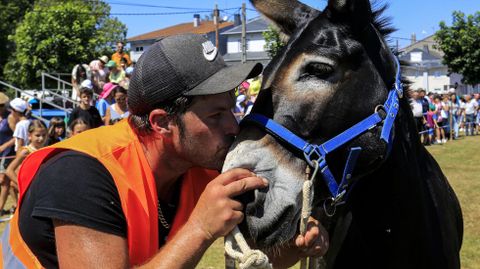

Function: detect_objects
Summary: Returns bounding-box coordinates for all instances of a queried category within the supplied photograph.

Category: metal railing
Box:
[41,72,80,111]
[0,72,102,123]
[0,80,52,123]
[41,72,99,101]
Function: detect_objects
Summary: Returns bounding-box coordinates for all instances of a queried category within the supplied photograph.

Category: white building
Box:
[399,35,479,94]
[127,15,234,63]
[221,17,271,65]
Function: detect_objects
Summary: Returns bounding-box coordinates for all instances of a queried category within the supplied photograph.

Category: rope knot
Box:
[239,249,271,269]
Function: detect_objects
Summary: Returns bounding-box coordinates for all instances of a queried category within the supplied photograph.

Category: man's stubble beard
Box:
[177,116,235,170]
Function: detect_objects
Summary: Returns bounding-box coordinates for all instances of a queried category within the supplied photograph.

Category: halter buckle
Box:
[303,144,324,168]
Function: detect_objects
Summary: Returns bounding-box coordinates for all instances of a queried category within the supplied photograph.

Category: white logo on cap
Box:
[202,41,218,61]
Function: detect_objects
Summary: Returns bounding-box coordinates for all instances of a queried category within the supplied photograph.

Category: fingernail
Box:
[262,178,268,185]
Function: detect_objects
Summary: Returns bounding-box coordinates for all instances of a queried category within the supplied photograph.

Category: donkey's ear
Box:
[326,0,373,29]
[250,0,319,38]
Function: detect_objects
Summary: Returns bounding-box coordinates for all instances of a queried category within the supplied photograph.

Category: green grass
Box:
[0,136,478,269]
[198,136,480,269]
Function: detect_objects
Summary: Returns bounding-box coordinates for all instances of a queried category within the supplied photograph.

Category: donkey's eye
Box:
[299,63,334,81]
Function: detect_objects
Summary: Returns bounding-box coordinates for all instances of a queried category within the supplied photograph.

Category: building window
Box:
[434,71,441,77]
[135,46,144,52]
[410,52,422,62]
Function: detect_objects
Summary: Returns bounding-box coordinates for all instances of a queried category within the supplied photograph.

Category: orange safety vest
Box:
[0,120,218,268]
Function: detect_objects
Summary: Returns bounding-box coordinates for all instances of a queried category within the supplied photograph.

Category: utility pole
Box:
[241,2,247,63]
[214,4,219,48]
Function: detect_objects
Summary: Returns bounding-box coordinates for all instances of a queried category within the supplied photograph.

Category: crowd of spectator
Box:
[410,88,480,145]
[233,76,261,122]
[0,41,265,220]
[0,42,136,219]
[7,42,478,222]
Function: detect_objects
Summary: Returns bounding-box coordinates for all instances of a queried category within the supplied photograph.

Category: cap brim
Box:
[185,62,262,96]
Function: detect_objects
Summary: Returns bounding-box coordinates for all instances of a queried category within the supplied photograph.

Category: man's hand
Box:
[294,217,329,258]
[270,217,329,268]
[147,168,268,269]
[187,168,268,242]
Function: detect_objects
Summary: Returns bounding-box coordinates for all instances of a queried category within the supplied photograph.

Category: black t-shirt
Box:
[19,151,178,268]
[68,106,103,128]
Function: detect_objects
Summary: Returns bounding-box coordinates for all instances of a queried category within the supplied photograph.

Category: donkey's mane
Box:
[371,1,396,40]
[371,1,414,97]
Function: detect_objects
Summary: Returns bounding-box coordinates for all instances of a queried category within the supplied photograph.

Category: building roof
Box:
[221,17,269,35]
[399,48,441,62]
[127,20,234,42]
[399,34,443,58]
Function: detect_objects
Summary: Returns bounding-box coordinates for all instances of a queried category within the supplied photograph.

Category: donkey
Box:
[222,0,463,268]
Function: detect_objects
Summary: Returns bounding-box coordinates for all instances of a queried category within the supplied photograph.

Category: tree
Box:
[0,0,35,80]
[262,26,286,58]
[435,11,480,85]
[4,0,127,89]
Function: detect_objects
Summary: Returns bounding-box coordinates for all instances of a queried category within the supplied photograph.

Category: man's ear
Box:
[149,109,172,135]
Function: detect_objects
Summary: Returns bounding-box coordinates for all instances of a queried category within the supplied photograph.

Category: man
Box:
[418,88,430,114]
[1,34,328,268]
[111,41,132,67]
[474,93,480,135]
[411,90,426,142]
[464,94,478,136]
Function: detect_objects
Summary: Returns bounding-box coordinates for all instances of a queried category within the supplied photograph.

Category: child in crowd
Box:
[104,86,129,125]
[120,57,128,71]
[68,118,90,137]
[96,82,117,121]
[68,87,103,128]
[10,98,29,152]
[425,104,437,145]
[434,95,447,144]
[6,120,47,203]
[106,60,126,84]
[119,66,134,90]
[46,117,65,146]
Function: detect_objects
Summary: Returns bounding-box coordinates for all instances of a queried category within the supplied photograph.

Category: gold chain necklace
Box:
[157,200,170,229]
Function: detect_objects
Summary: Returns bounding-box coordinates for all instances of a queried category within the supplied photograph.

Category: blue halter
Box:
[241,56,403,204]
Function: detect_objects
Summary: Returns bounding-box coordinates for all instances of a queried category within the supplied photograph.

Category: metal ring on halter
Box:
[323,197,337,217]
[374,104,385,114]
[394,80,403,98]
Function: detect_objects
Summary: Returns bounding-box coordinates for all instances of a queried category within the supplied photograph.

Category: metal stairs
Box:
[0,72,81,123]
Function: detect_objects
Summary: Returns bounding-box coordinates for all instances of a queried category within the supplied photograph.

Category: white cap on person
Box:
[10,98,27,113]
[81,79,93,89]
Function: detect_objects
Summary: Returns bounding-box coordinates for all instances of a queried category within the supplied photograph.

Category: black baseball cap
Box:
[128,33,263,116]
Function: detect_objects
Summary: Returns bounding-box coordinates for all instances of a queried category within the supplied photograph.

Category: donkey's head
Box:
[223,0,398,248]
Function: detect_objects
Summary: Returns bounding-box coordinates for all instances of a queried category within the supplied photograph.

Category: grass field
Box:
[0,136,478,268]
[197,135,480,269]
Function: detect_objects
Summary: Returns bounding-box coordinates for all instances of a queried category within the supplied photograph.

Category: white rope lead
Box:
[225,226,272,269]
[225,161,319,269]
[300,161,319,269]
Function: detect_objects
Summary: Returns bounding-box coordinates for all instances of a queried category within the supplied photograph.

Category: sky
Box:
[108,0,480,49]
